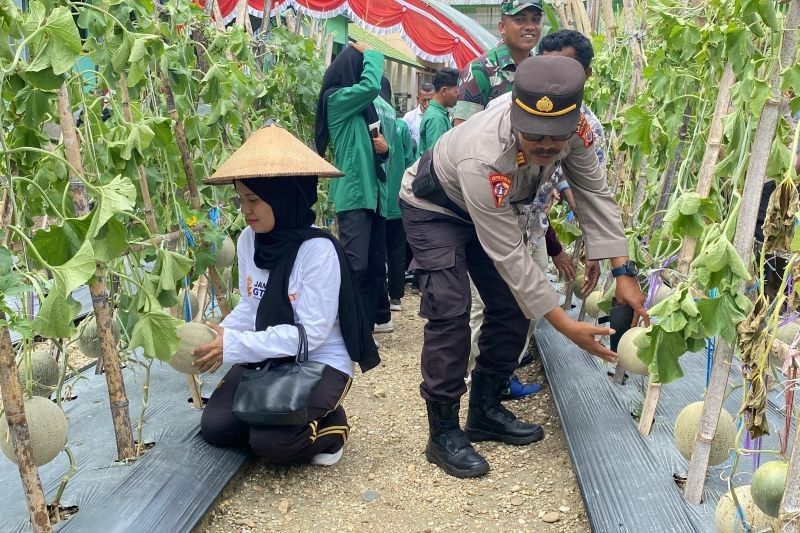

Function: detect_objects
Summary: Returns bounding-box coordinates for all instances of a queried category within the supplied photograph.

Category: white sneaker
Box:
[390,299,402,312]
[311,446,344,466]
[374,320,395,333]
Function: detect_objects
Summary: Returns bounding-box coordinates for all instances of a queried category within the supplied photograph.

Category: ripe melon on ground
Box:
[616,326,650,375]
[715,485,777,533]
[17,350,59,397]
[215,235,236,269]
[169,323,217,374]
[751,459,789,518]
[77,316,121,359]
[674,401,736,466]
[0,396,68,466]
[584,291,603,318]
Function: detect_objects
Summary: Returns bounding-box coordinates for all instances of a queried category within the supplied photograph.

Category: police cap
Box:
[511,55,585,138]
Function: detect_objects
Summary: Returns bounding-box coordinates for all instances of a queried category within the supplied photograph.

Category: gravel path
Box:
[196,293,589,533]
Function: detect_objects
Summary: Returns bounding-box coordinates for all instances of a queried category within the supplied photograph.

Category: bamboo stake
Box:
[0,321,51,532]
[571,0,593,36]
[638,382,661,434]
[621,0,644,105]
[779,409,800,531]
[159,75,232,317]
[600,0,615,40]
[118,73,158,234]
[684,0,800,505]
[235,0,247,28]
[56,86,136,461]
[677,63,735,274]
[561,235,584,310]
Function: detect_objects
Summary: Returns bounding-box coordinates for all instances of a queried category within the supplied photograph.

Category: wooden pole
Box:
[0,322,51,532]
[159,75,232,317]
[779,409,800,531]
[600,0,615,40]
[676,63,735,274]
[56,86,136,461]
[684,0,800,505]
[235,0,248,28]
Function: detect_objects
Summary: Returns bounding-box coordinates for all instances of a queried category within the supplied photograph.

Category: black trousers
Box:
[401,201,530,402]
[337,208,387,328]
[386,219,407,300]
[375,219,408,324]
[200,364,352,463]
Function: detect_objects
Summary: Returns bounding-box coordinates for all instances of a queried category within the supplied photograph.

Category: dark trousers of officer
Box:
[336,208,387,328]
[385,219,407,300]
[201,364,352,463]
[400,200,530,402]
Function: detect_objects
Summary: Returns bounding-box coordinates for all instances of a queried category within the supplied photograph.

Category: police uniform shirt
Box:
[399,103,627,320]
[220,226,354,377]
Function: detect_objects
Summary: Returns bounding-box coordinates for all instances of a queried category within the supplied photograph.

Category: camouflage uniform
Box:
[453,43,529,123]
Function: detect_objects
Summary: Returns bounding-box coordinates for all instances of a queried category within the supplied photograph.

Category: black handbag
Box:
[231,324,327,426]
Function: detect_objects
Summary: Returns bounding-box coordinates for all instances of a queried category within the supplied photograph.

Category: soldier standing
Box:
[399,56,648,478]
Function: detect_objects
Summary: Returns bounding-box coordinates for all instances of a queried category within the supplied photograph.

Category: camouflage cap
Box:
[501,0,543,15]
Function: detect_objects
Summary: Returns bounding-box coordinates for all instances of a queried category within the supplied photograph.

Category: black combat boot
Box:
[425,400,490,478]
[465,372,545,445]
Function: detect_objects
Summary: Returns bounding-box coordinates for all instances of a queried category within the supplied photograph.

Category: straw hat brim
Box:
[204,124,344,185]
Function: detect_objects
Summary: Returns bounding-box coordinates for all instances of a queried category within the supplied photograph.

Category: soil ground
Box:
[195,293,590,533]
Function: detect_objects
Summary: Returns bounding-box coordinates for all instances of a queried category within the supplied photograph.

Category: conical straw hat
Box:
[204,124,343,185]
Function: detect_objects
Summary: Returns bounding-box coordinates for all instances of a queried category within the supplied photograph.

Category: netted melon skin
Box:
[215,236,236,269]
[674,401,736,466]
[584,291,602,317]
[169,323,217,374]
[17,351,59,397]
[616,327,649,375]
[751,460,789,518]
[0,396,68,466]
[77,317,121,359]
[715,485,777,533]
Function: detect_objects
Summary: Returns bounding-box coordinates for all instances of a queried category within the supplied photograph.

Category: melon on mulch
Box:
[76,316,121,359]
[616,326,649,375]
[674,401,736,466]
[0,396,68,466]
[751,459,789,518]
[715,485,777,533]
[169,322,217,374]
[17,350,59,397]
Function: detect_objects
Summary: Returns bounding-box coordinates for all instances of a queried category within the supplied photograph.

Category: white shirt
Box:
[403,106,425,144]
[221,227,353,377]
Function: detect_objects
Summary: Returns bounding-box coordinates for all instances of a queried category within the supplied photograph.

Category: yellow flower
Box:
[186,215,198,227]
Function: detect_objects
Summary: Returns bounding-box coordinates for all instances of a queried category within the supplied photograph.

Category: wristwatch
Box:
[611,260,639,278]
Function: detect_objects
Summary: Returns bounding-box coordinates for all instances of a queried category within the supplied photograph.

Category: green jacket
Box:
[417,100,451,157]
[327,50,385,213]
[375,96,415,220]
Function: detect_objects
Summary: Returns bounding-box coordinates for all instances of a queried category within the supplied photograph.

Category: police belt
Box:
[411,149,472,222]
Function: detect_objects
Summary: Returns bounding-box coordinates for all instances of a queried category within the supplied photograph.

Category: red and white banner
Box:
[195,0,487,67]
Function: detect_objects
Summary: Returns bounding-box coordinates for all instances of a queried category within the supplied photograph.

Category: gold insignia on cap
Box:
[516,98,577,117]
[535,96,554,113]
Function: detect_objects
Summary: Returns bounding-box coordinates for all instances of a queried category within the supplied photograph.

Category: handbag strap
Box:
[295,323,309,363]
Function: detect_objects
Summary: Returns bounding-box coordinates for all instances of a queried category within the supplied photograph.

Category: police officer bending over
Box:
[399,56,649,479]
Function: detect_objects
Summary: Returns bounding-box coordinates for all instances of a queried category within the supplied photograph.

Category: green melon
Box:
[570,276,589,300]
[215,235,236,269]
[584,291,603,318]
[715,485,777,533]
[173,289,200,320]
[674,401,737,466]
[77,316,121,359]
[651,284,673,307]
[0,396,68,466]
[17,351,59,398]
[229,291,241,309]
[751,460,789,518]
[616,326,650,375]
[777,321,800,345]
[169,322,217,374]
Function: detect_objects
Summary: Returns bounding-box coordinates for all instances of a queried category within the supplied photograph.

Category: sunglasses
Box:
[520,131,574,142]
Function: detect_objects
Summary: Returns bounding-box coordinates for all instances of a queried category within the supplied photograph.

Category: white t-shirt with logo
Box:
[220,226,353,377]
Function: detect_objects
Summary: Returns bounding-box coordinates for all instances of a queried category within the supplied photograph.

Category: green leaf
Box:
[92,176,137,233]
[726,242,751,280]
[50,239,95,295]
[112,33,133,73]
[22,5,82,75]
[635,326,686,384]
[129,309,181,361]
[677,192,701,215]
[153,249,194,292]
[756,0,779,30]
[696,293,748,343]
[32,291,80,338]
[31,216,91,266]
[93,218,128,263]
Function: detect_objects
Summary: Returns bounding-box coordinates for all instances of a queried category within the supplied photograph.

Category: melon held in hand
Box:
[169,322,217,374]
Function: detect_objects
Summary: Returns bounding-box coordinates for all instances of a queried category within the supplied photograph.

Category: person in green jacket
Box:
[417,68,460,157]
[373,78,416,325]
[315,42,389,331]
